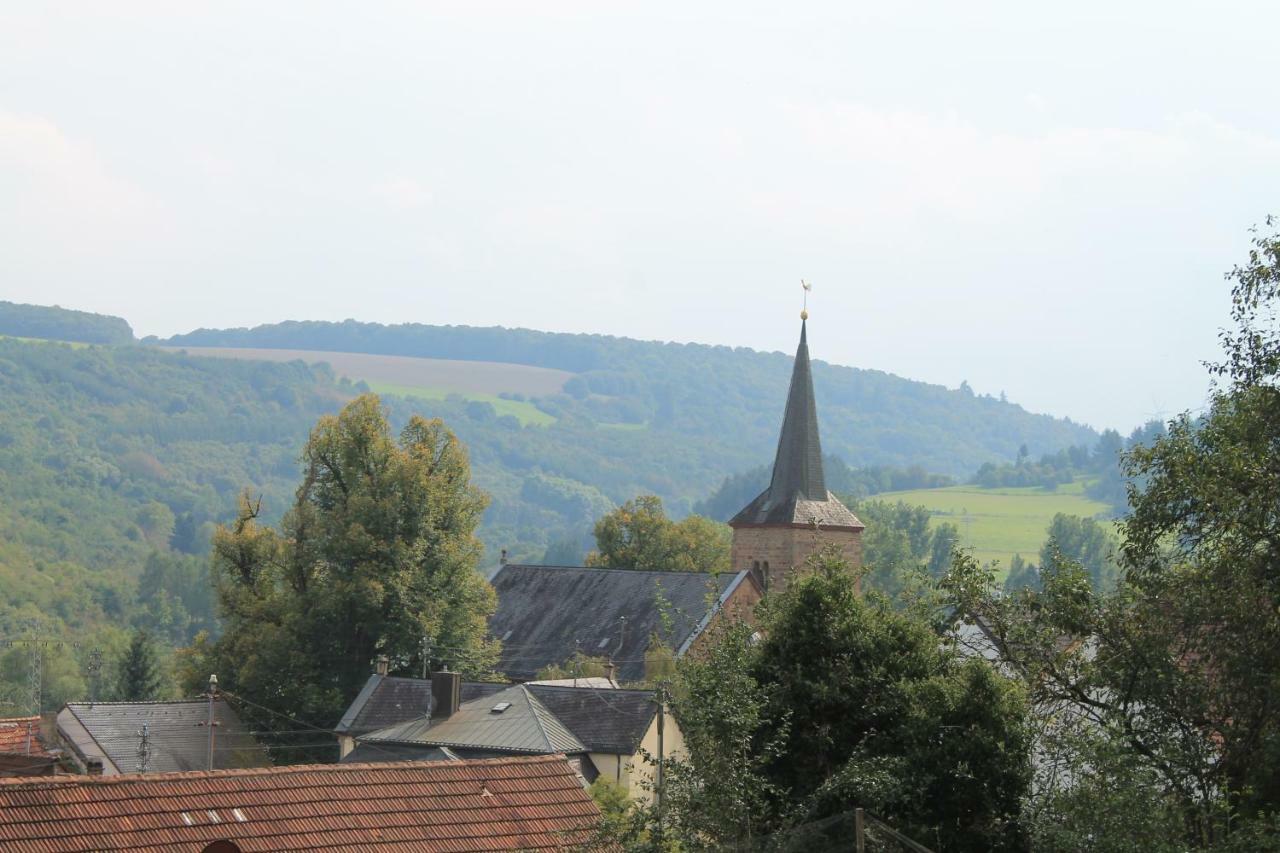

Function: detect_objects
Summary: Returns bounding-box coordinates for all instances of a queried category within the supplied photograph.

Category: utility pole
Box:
[420,635,432,679]
[855,807,866,853]
[28,640,41,718]
[655,682,666,847]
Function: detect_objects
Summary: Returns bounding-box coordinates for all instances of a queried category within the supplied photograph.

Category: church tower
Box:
[729,317,864,592]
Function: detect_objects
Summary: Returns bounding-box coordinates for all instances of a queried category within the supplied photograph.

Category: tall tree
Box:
[636,551,1030,852]
[116,629,165,701]
[586,495,730,572]
[944,219,1280,849]
[196,395,498,749]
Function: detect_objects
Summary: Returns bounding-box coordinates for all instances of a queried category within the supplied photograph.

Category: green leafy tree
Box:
[1039,513,1118,591]
[116,629,166,701]
[943,221,1280,848]
[753,552,1030,852]
[196,394,499,751]
[586,495,730,573]
[632,550,1030,852]
[852,498,960,597]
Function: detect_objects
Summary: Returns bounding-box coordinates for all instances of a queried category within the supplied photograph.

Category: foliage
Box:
[629,550,1030,852]
[586,496,731,573]
[0,300,134,345]
[196,395,499,754]
[534,652,612,681]
[657,618,785,850]
[942,222,1280,848]
[115,629,167,701]
[165,317,1098,483]
[1040,513,1118,591]
[849,498,959,597]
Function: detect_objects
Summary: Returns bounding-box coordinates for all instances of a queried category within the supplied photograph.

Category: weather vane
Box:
[800,280,812,320]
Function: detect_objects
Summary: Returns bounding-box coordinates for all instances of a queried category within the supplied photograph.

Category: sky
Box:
[2,2,1278,432]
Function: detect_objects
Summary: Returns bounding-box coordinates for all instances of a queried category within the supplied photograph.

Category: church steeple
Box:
[767,319,826,503]
[728,313,864,591]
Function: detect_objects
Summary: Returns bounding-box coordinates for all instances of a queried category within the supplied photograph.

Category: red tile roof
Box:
[0,754,606,852]
[0,717,48,757]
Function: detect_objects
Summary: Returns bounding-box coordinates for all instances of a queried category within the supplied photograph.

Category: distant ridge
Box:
[160,317,1098,478]
[0,301,134,345]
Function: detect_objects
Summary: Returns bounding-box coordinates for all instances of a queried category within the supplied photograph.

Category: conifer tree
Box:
[117,629,165,701]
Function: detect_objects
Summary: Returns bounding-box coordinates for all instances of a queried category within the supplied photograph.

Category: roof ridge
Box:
[65,698,216,707]
[527,684,655,697]
[0,753,572,788]
[520,686,586,754]
[502,563,730,578]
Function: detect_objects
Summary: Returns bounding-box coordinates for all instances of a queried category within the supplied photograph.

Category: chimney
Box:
[85,757,104,777]
[375,655,390,677]
[500,549,508,565]
[431,671,461,719]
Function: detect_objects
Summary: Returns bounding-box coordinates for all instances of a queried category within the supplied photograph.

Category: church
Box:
[487,315,864,681]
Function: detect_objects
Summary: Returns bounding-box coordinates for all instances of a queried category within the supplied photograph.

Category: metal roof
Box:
[730,319,864,531]
[363,685,585,755]
[57,700,268,775]
[0,754,606,851]
[489,563,750,682]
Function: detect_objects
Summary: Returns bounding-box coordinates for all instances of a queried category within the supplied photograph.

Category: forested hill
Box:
[161,319,1097,479]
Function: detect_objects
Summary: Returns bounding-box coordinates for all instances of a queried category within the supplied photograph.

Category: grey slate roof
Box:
[489,564,752,682]
[335,675,507,736]
[730,320,863,531]
[363,685,585,755]
[58,699,268,774]
[526,685,657,755]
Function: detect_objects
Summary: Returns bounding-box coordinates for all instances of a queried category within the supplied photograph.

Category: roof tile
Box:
[0,754,607,851]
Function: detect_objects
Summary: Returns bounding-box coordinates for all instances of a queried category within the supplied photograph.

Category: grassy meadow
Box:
[878,478,1114,573]
[157,345,570,425]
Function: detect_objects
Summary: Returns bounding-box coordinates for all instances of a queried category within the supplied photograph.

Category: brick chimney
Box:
[431,671,461,719]
[375,655,389,677]
[85,757,104,777]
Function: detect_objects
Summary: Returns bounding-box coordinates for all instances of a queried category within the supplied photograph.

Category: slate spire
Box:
[729,316,862,530]
[767,319,826,502]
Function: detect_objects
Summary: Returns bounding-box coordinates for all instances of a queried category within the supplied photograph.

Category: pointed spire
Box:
[768,319,826,501]
[729,317,863,530]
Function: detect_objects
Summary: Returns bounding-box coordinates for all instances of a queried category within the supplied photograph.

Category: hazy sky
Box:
[3,2,1278,431]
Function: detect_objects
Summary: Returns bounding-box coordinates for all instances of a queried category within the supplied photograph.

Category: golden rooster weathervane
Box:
[800,279,812,320]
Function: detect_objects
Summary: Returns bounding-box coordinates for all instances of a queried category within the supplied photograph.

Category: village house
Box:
[0,715,58,777]
[0,753,606,851]
[55,698,269,776]
[337,668,681,802]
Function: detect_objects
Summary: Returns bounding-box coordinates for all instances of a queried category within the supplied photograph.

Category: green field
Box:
[878,479,1114,572]
[0,334,90,349]
[157,346,571,426]
[364,383,556,426]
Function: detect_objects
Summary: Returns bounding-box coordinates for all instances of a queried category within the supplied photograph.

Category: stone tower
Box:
[729,319,864,592]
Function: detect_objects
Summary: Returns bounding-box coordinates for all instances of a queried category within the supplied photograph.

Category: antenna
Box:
[87,648,103,706]
[136,721,152,773]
